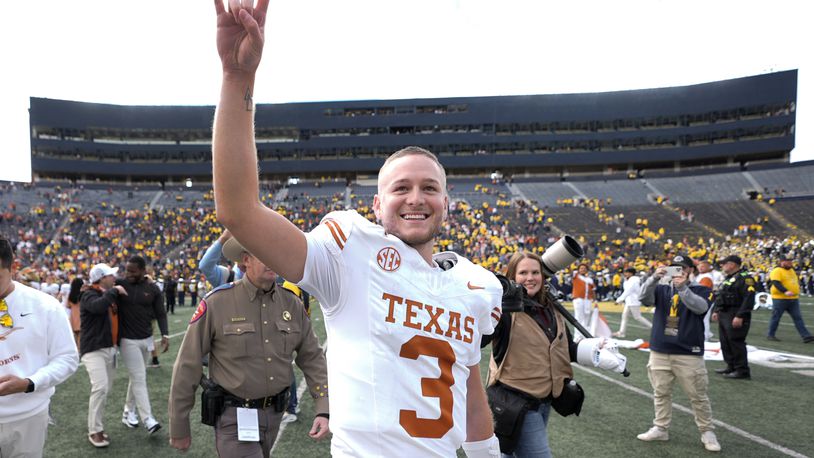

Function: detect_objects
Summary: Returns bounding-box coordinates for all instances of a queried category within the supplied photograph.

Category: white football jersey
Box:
[299,210,502,457]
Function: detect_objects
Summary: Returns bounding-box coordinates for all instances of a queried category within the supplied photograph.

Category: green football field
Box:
[45,297,814,457]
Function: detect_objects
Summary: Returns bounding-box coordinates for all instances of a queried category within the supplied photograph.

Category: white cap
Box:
[89,264,118,284]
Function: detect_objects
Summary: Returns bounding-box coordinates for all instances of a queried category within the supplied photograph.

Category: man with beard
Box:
[116,255,168,434]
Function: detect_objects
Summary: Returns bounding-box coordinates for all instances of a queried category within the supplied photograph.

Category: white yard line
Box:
[574,365,809,458]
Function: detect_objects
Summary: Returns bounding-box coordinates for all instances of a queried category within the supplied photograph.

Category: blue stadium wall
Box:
[29,70,796,180]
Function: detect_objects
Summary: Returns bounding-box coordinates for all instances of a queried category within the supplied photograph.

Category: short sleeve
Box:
[298,211,355,316]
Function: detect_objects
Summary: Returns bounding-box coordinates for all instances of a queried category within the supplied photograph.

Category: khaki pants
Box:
[82,347,116,434]
[215,406,284,458]
[0,408,49,458]
[646,351,714,432]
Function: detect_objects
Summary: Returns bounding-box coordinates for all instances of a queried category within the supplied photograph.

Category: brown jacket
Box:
[169,278,329,438]
[488,312,573,399]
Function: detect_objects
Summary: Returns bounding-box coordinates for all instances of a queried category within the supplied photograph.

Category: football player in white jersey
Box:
[210,1,501,456]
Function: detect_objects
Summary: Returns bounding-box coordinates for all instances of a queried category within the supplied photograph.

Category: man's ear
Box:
[372,194,382,221]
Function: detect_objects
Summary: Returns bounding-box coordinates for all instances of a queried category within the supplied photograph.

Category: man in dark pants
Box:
[163,272,177,315]
[712,255,755,379]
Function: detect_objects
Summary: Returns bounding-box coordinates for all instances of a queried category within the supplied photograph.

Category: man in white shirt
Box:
[208,2,501,455]
[613,268,652,338]
[0,236,79,457]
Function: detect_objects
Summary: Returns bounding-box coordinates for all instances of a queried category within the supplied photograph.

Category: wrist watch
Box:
[25,378,35,393]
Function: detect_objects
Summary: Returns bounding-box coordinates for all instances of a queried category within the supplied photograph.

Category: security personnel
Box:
[712,255,755,379]
[169,238,329,456]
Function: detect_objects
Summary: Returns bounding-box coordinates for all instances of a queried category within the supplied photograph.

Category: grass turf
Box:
[44,297,814,457]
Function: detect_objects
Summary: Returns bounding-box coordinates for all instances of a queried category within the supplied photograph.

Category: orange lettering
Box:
[399,336,455,438]
[445,311,462,341]
[382,292,403,323]
[423,304,445,336]
[463,316,475,343]
[404,299,423,329]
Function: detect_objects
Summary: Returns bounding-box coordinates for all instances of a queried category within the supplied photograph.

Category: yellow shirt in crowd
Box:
[769,266,799,299]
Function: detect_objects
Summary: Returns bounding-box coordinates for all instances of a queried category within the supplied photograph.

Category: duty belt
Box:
[224,387,289,409]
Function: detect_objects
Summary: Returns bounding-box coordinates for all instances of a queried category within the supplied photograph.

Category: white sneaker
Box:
[281,412,297,424]
[144,417,162,435]
[701,431,721,452]
[637,426,669,441]
[121,410,139,428]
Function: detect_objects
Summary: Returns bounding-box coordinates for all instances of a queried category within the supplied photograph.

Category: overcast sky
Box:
[2,0,811,182]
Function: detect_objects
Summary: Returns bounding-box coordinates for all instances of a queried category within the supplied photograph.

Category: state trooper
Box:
[712,255,756,379]
[169,238,329,456]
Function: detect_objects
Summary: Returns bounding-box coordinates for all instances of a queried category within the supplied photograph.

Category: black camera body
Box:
[496,274,526,313]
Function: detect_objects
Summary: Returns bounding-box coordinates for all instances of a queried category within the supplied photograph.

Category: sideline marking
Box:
[575,365,809,458]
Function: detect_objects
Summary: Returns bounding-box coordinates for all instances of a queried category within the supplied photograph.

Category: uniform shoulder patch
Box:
[204,282,235,299]
[190,299,207,324]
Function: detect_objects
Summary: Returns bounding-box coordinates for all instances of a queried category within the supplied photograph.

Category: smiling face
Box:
[125,262,144,284]
[373,152,448,259]
[514,257,544,298]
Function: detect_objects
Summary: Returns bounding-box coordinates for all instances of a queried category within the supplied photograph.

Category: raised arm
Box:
[212,0,307,282]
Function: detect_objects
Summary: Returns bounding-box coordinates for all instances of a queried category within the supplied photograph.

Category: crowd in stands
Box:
[2,181,813,305]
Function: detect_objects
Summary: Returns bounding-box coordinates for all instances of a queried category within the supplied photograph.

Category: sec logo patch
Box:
[377,247,401,272]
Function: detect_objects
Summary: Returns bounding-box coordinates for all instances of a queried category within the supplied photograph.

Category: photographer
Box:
[483,251,626,457]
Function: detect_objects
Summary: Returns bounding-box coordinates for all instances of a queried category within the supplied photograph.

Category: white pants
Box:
[120,337,154,421]
[81,347,116,434]
[572,298,593,339]
[0,407,49,458]
[618,305,653,335]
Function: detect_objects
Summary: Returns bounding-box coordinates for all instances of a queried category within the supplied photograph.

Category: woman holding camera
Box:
[483,251,581,458]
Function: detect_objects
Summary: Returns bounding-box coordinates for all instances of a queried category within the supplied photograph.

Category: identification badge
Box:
[236,407,260,442]
[664,316,679,336]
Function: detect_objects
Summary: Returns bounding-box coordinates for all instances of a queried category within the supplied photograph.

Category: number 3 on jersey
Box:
[398,335,455,438]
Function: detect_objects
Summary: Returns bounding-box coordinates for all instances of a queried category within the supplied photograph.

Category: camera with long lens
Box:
[497,235,584,312]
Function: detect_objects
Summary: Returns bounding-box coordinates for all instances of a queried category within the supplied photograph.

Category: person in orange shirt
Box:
[66,277,85,348]
[571,264,595,337]
[696,260,716,342]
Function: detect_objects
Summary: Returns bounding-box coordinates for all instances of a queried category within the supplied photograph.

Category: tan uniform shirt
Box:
[169,278,329,438]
